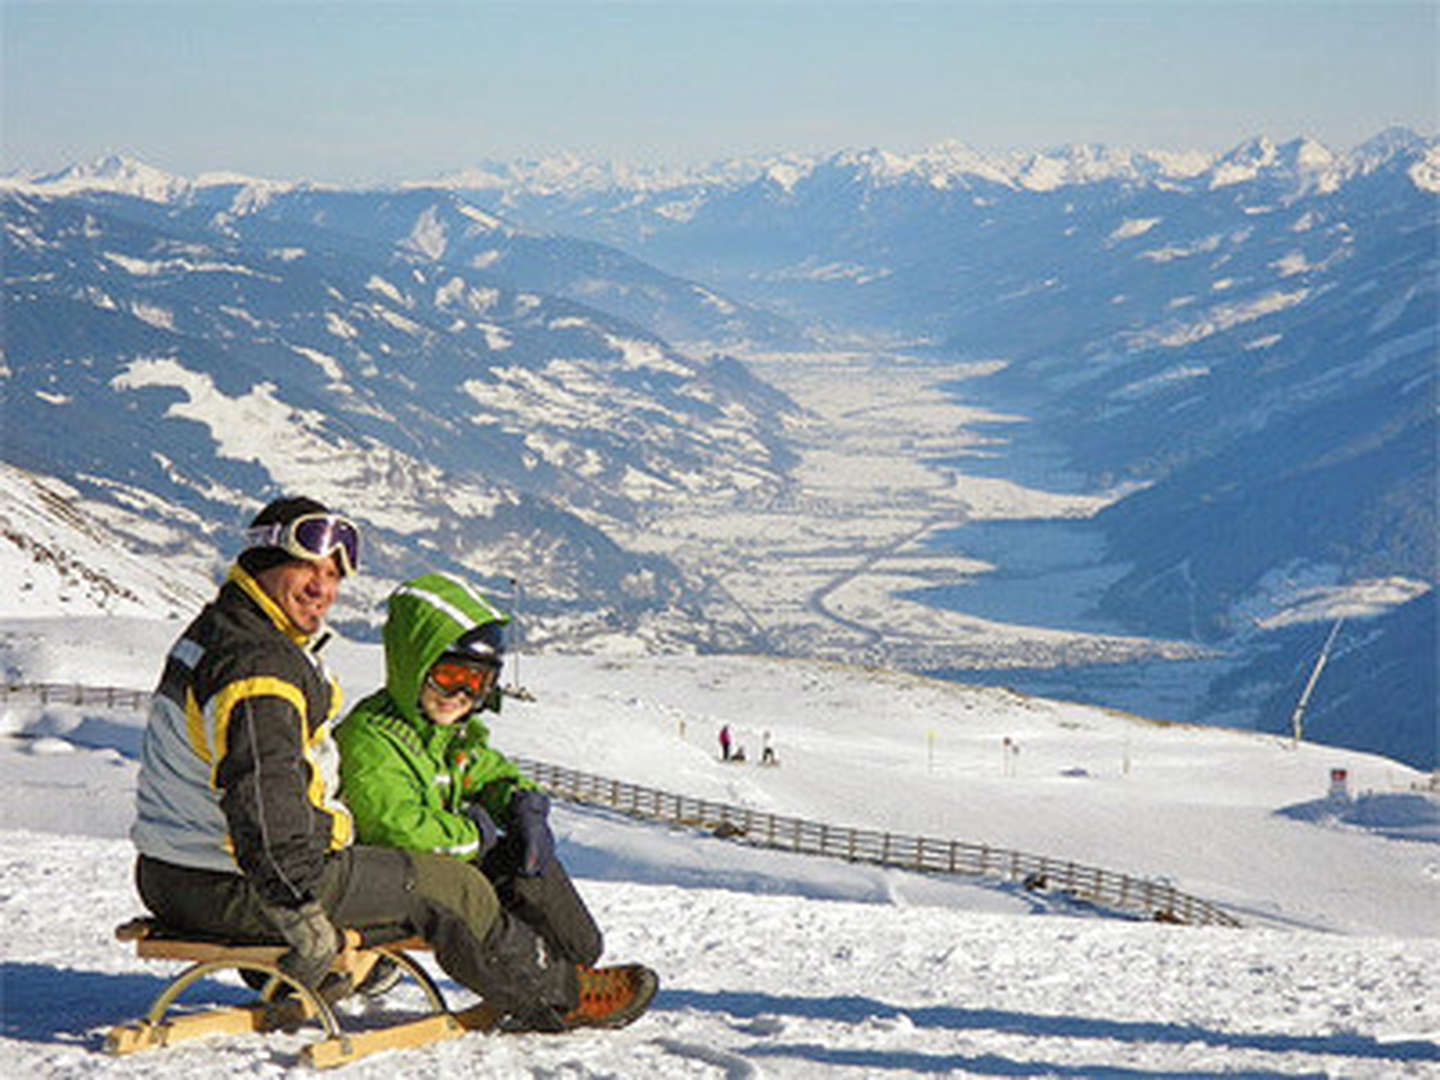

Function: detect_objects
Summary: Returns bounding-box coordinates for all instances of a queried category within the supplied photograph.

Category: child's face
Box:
[419,680,472,725]
[418,658,498,725]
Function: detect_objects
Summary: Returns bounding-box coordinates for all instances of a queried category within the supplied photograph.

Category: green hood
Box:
[383,572,509,726]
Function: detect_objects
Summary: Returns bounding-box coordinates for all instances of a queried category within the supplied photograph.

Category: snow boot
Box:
[563,963,658,1029]
[506,963,658,1032]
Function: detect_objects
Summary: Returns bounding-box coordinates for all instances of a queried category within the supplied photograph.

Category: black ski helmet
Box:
[443,621,505,667]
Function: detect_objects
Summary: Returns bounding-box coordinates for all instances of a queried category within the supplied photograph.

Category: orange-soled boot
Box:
[559,964,658,1030]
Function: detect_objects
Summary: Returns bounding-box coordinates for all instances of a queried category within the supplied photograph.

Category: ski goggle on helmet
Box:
[244,513,361,576]
[425,658,500,700]
[424,623,506,701]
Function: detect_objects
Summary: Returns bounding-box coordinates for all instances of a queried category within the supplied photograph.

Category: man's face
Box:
[254,555,344,634]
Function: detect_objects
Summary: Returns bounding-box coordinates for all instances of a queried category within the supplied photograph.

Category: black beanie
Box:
[238,495,330,576]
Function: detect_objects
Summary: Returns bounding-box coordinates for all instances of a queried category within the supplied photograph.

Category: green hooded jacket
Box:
[335,572,536,859]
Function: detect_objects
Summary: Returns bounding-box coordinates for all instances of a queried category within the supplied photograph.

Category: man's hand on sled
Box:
[265,899,341,989]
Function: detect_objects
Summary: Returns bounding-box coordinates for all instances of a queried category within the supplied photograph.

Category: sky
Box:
[2,1,1436,185]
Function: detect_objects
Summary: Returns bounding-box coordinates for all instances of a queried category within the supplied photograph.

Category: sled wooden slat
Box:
[105,916,495,1068]
[300,1003,502,1069]
[104,996,318,1054]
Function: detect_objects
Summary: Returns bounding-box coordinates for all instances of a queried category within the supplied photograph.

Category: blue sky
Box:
[3,1,1435,184]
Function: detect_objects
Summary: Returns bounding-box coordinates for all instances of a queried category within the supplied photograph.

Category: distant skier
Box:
[761,730,777,766]
[719,724,732,761]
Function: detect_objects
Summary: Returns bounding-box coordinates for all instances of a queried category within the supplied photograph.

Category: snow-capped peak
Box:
[1350,125,1433,177]
[8,153,188,201]
[1209,136,1280,187]
[0,153,305,210]
[1282,136,1335,171]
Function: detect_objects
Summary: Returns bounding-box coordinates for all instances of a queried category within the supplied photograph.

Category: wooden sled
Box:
[104,917,501,1068]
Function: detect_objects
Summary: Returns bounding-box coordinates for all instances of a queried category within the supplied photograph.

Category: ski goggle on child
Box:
[244,513,361,576]
[425,658,500,700]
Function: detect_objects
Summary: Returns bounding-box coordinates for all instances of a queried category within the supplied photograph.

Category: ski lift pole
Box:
[1289,617,1343,746]
[508,576,522,693]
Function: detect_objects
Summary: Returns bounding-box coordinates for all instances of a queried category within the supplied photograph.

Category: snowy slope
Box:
[0,615,1436,1077]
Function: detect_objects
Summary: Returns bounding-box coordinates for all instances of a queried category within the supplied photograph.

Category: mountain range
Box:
[1,168,802,643]
[2,128,1435,766]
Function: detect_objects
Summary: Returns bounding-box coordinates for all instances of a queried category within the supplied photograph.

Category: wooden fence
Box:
[1,682,1241,928]
[2,682,150,710]
[511,755,1242,928]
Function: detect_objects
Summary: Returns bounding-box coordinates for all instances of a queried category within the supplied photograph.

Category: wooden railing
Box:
[512,755,1243,928]
[1,682,151,710]
[1,683,1241,927]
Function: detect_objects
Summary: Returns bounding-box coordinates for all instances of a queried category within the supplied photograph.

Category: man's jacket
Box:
[131,564,353,905]
[336,572,535,859]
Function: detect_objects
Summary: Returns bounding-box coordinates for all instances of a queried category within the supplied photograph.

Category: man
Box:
[131,496,655,1031]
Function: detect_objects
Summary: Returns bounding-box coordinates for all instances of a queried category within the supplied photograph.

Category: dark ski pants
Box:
[479,834,603,967]
[135,849,576,1016]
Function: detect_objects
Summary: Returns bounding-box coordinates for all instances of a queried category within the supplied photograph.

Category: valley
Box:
[610,346,1209,717]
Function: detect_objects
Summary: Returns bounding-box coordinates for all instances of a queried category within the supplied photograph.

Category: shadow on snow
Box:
[1,961,252,1047]
[655,987,1439,1072]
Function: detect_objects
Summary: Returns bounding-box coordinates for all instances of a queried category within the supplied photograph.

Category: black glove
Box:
[510,789,555,877]
[463,803,500,858]
[264,900,341,989]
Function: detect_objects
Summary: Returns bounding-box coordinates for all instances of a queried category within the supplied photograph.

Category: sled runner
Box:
[103,916,501,1068]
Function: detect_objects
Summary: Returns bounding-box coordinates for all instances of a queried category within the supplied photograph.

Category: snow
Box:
[602,333,694,377]
[1234,564,1433,633]
[1409,145,1440,193]
[128,301,175,331]
[0,614,1436,1077]
[325,311,360,339]
[403,207,447,260]
[365,275,408,306]
[1108,217,1161,242]
[101,252,274,280]
[290,344,347,382]
[1130,288,1311,349]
